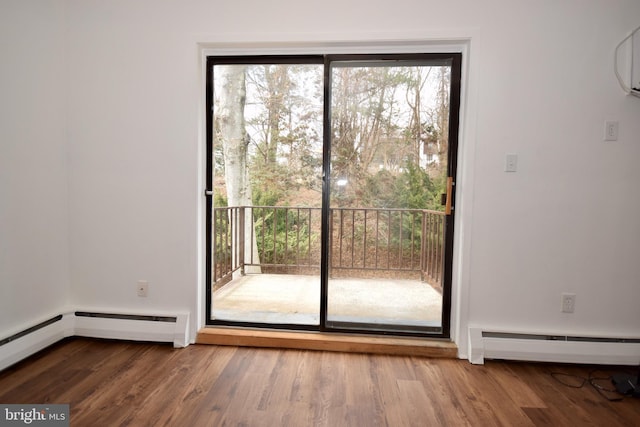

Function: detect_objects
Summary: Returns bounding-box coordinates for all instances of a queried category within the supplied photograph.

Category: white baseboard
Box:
[73,310,190,348]
[469,326,640,365]
[0,313,75,372]
[0,310,190,372]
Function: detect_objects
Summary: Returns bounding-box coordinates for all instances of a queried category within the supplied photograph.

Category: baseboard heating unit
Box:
[0,311,189,372]
[468,327,640,365]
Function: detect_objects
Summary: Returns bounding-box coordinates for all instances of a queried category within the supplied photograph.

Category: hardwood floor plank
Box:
[128,346,220,426]
[521,407,556,426]
[439,361,529,426]
[162,346,236,426]
[0,338,94,402]
[512,363,608,426]
[397,378,446,425]
[71,343,174,426]
[412,359,474,426]
[491,362,547,408]
[462,363,538,426]
[311,351,347,426]
[287,349,317,404]
[0,338,639,426]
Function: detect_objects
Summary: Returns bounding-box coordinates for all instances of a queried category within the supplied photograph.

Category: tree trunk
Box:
[216,65,261,274]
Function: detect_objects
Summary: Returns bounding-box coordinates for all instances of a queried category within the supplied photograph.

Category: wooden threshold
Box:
[196,327,458,358]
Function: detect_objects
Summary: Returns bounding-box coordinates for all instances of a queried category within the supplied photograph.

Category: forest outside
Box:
[212,60,451,281]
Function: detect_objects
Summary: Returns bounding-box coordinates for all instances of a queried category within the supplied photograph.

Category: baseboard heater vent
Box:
[0,315,64,347]
[74,312,177,323]
[0,313,74,372]
[482,332,640,344]
[1,310,190,372]
[469,327,640,365]
[73,311,188,349]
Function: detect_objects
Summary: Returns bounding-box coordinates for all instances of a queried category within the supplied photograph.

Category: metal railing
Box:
[212,206,445,288]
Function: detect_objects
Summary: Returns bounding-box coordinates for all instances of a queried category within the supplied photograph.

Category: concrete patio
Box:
[212,274,442,328]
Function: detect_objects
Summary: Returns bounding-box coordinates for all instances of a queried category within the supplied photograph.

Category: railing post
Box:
[329,209,334,278]
[239,206,245,276]
[420,211,426,282]
[213,209,219,284]
[225,209,230,279]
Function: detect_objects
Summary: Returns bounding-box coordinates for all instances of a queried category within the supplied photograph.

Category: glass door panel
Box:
[326,58,453,333]
[209,60,324,327]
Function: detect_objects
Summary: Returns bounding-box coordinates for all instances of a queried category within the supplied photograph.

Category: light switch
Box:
[604,121,618,141]
[505,154,518,172]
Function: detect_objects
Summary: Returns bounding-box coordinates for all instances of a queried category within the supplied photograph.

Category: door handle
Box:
[445,177,453,215]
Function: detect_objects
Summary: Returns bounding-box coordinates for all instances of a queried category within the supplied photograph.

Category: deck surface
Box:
[212,273,442,327]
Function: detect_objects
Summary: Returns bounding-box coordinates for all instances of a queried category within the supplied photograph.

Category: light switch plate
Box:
[604,121,618,141]
[505,154,518,172]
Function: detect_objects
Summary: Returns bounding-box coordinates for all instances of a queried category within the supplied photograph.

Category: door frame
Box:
[203,49,463,339]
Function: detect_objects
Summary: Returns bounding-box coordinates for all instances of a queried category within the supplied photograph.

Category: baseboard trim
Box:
[73,310,189,348]
[197,327,458,358]
[0,315,65,347]
[469,327,640,365]
[0,313,75,372]
[0,310,190,372]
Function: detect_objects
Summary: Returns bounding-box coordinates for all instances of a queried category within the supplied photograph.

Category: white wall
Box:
[3,0,639,357]
[66,0,640,349]
[0,1,70,334]
[461,1,640,349]
[65,1,200,326]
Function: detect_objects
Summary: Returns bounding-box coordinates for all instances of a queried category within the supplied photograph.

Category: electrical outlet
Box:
[561,293,575,313]
[137,280,148,297]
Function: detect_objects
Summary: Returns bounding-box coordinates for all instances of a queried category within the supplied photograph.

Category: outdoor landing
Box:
[212,273,443,327]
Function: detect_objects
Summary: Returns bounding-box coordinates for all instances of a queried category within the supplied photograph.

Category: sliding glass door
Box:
[206,53,461,337]
[324,56,459,334]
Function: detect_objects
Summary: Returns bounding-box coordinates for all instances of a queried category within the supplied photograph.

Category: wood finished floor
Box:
[0,338,638,426]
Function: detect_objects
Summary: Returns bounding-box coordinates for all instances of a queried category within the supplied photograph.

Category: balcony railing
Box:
[212,206,445,289]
